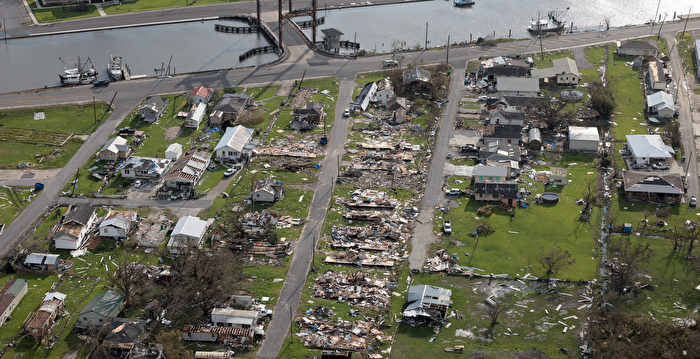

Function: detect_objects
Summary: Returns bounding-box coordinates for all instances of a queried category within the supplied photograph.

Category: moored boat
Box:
[454,0,475,7]
[527,10,567,34]
[108,54,123,80]
[58,56,98,86]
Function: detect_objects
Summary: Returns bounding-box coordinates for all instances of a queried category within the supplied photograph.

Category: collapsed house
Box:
[291,102,325,130]
[329,224,403,251]
[343,189,397,209]
[163,150,212,191]
[313,271,392,309]
[324,249,394,268]
[121,157,172,180]
[297,307,388,351]
[24,292,66,341]
[182,325,255,348]
[402,285,452,326]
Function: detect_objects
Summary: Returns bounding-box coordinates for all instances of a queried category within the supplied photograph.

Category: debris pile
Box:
[325,249,395,268]
[297,307,389,351]
[312,270,392,309]
[241,210,303,231]
[257,139,322,158]
[423,249,454,272]
[343,189,397,209]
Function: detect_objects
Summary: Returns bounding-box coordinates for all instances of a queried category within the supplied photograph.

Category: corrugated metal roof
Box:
[215,125,253,152]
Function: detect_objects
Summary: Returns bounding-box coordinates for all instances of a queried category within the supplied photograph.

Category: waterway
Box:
[304,0,696,53]
[0,20,276,94]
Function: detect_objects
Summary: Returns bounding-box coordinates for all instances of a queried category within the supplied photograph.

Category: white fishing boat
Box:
[108,54,123,80]
[59,56,98,86]
[527,10,567,34]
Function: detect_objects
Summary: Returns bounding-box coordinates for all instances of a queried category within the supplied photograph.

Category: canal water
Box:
[0,20,277,93]
[304,0,696,53]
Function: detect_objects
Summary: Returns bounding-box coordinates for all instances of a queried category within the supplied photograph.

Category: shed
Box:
[165,143,183,161]
[167,216,209,253]
[568,126,599,152]
[528,128,542,150]
[24,253,60,271]
[76,290,125,329]
[211,308,258,328]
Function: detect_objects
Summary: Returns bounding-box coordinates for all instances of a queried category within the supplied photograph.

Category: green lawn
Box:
[104,0,244,14]
[608,188,700,233]
[62,157,111,197]
[676,32,698,77]
[245,84,282,100]
[0,274,60,348]
[606,44,647,141]
[532,50,574,68]
[0,187,35,228]
[29,0,100,23]
[438,155,599,281]
[0,103,111,168]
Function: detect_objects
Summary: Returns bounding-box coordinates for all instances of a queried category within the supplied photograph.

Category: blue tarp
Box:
[207,127,221,132]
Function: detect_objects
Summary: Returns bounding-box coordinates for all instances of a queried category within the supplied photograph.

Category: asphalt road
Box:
[0,5,699,358]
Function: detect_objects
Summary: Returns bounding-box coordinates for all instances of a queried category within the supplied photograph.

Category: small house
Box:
[626,134,674,165]
[251,178,284,203]
[481,124,522,145]
[647,60,666,90]
[165,143,183,161]
[53,204,97,250]
[473,181,518,207]
[472,164,510,182]
[373,78,395,107]
[479,60,531,82]
[185,102,206,129]
[188,86,213,106]
[495,77,539,97]
[617,40,659,57]
[167,216,209,254]
[321,28,344,53]
[530,57,581,85]
[209,93,255,127]
[99,210,137,239]
[568,126,600,152]
[24,292,66,341]
[23,253,60,271]
[138,96,167,123]
[402,285,451,325]
[99,136,131,162]
[102,318,146,358]
[646,91,675,119]
[291,102,325,130]
[211,308,258,328]
[121,157,172,180]
[487,108,525,126]
[183,325,255,347]
[351,82,377,113]
[164,150,212,190]
[214,125,254,162]
[403,67,432,93]
[76,290,125,330]
[622,171,683,205]
[497,96,547,113]
[536,167,567,185]
[0,278,28,326]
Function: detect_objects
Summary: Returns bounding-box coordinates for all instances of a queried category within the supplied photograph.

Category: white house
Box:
[165,143,183,161]
[373,78,395,107]
[121,157,172,180]
[167,216,209,254]
[214,125,253,162]
[626,134,674,165]
[188,86,213,106]
[568,126,600,152]
[251,178,285,203]
[646,91,675,119]
[211,308,258,329]
[76,291,124,329]
[530,57,581,85]
[99,136,130,162]
[647,60,666,91]
[495,77,540,97]
[98,210,137,239]
[185,102,206,129]
[53,204,97,250]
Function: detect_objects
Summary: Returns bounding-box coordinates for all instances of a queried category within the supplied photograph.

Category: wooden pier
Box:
[214,23,258,34]
[296,17,325,29]
[239,45,281,61]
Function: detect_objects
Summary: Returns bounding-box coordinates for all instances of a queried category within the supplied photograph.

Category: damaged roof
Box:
[404,285,452,313]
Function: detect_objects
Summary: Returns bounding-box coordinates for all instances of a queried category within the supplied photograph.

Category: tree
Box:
[537,245,575,278]
[389,65,405,97]
[580,178,597,221]
[607,237,653,295]
[156,330,193,359]
[589,82,616,120]
[664,121,682,151]
[106,259,145,305]
[540,99,573,131]
[484,303,506,338]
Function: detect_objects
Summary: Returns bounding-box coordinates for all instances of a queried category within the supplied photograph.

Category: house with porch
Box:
[622,171,683,205]
[99,136,131,162]
[138,96,167,123]
[214,125,254,162]
[53,204,97,250]
[163,150,212,190]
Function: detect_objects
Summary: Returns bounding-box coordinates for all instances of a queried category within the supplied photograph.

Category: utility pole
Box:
[445,35,450,68]
[649,0,661,37]
[538,12,544,60]
[92,96,97,125]
[2,19,7,41]
[681,7,692,37]
[312,0,317,44]
[657,12,667,39]
[256,0,261,26]
[425,22,428,50]
[288,0,292,12]
[278,0,283,46]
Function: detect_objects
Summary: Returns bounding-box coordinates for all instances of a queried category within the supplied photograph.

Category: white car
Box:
[343,108,351,117]
[443,221,452,234]
[383,59,399,67]
[445,188,461,195]
[224,168,236,177]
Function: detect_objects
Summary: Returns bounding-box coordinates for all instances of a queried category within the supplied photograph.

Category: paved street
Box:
[0,4,699,357]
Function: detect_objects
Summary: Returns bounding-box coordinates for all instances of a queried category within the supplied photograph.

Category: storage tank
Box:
[528,128,542,150]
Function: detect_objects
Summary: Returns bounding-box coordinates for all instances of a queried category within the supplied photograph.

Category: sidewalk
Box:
[20,0,38,25]
[96,4,107,17]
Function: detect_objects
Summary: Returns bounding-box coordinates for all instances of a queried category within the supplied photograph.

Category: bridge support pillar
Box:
[278,0,282,46]
[312,0,317,45]
[257,0,261,27]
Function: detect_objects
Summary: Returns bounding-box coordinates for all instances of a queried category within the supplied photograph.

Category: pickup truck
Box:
[445,188,462,196]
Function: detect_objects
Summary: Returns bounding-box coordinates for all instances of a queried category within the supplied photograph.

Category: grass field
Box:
[676,32,698,77]
[437,154,600,281]
[0,187,35,228]
[0,103,111,168]
[29,0,100,23]
[581,46,606,83]
[104,0,244,14]
[531,50,574,68]
[606,44,647,141]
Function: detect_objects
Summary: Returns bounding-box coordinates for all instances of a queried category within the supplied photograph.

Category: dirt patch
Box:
[164,126,181,141]
[290,87,314,108]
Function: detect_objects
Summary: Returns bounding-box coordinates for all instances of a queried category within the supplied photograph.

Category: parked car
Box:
[343,108,351,117]
[477,95,489,102]
[631,163,648,169]
[443,221,452,234]
[690,196,697,208]
[133,180,142,188]
[93,79,110,87]
[445,188,461,195]
[223,168,236,177]
[383,59,399,67]
[652,162,669,170]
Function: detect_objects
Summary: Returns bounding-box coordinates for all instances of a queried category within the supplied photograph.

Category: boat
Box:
[58,56,98,86]
[527,10,566,34]
[107,54,123,80]
[454,0,475,6]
